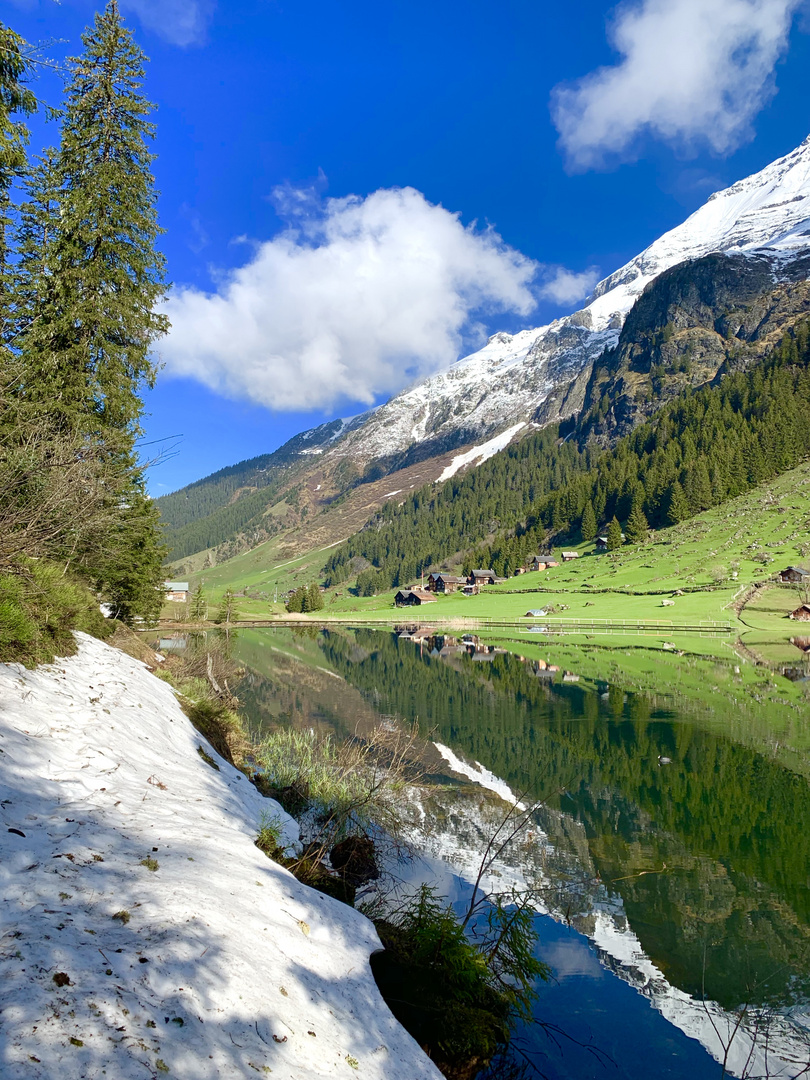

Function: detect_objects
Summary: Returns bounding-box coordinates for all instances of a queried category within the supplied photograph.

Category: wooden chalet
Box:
[431,574,467,594]
[789,603,810,622]
[560,551,579,562]
[462,584,480,596]
[779,566,810,585]
[394,588,437,607]
[595,536,608,552]
[532,555,559,570]
[164,581,190,603]
[468,569,496,586]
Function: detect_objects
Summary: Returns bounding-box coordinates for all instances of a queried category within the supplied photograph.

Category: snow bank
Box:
[0,634,441,1080]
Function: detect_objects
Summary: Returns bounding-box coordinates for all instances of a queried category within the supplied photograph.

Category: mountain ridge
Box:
[158,134,810,566]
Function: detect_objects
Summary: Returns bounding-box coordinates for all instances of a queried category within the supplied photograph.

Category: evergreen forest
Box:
[0,4,168,661]
[324,320,810,587]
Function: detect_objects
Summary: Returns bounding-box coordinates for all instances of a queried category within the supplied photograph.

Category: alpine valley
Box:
[159,135,810,578]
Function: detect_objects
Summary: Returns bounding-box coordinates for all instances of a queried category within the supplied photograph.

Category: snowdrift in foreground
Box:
[0,634,441,1080]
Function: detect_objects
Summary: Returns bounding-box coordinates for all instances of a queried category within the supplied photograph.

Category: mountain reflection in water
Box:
[233,626,810,1079]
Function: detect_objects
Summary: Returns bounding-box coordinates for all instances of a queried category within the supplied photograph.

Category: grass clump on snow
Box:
[251,724,418,848]
[0,560,109,666]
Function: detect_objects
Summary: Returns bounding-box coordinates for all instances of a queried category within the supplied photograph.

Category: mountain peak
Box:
[310,137,810,467]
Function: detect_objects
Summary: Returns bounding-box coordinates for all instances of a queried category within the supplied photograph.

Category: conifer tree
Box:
[16,4,168,621]
[666,481,689,525]
[307,582,324,611]
[0,22,35,342]
[216,588,239,625]
[580,502,597,542]
[606,515,623,551]
[0,23,35,409]
[624,495,649,544]
[13,150,59,344]
[190,582,207,621]
[23,1,168,428]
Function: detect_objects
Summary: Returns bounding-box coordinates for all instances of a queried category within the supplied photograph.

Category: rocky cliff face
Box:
[577,252,810,443]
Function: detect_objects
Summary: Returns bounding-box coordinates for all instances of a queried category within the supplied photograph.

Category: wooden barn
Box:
[779,566,810,585]
[432,574,467,594]
[468,569,496,586]
[394,588,437,607]
[164,581,189,603]
[789,603,810,621]
[532,555,559,570]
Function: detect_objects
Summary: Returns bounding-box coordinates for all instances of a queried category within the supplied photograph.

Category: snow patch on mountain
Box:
[437,422,527,483]
[433,742,527,807]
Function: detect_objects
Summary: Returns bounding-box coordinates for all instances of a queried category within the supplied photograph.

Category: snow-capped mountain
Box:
[318,135,810,467]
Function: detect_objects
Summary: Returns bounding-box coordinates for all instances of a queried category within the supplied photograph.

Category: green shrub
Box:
[369,885,548,1075]
[251,725,416,848]
[0,560,108,665]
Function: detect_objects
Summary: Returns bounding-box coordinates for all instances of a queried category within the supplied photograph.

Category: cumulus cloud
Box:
[539,266,600,305]
[120,0,215,46]
[552,0,804,169]
[160,187,539,412]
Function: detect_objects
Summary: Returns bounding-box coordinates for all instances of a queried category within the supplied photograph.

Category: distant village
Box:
[161,559,810,620]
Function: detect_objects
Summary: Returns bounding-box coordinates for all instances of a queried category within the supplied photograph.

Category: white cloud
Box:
[121,0,215,46]
[552,0,804,169]
[539,267,600,305]
[160,187,539,412]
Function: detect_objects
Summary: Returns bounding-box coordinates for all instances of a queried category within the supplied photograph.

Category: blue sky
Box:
[7,0,810,493]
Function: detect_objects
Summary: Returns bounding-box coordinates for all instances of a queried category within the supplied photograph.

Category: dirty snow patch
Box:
[437,423,526,483]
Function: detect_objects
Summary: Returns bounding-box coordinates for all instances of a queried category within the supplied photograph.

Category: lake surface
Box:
[229,626,810,1079]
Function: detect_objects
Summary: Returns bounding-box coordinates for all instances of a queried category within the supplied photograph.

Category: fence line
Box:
[147,616,733,636]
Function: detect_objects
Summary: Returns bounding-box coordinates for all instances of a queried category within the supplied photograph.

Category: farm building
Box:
[468,570,497,586]
[779,566,810,584]
[525,609,548,618]
[462,584,480,596]
[789,604,810,621]
[531,555,559,570]
[164,581,189,602]
[595,537,608,552]
[430,574,467,594]
[560,552,579,562]
[394,589,437,607]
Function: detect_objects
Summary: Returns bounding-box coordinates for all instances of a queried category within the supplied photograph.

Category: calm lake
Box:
[226,625,810,1079]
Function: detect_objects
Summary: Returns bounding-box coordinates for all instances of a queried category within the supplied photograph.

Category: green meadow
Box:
[172,460,810,659]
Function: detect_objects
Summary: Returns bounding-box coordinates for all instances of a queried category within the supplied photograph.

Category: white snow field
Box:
[0,633,441,1080]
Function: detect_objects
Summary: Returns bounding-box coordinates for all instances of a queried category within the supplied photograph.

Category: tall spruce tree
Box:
[580,502,597,542]
[23,1,168,427]
[666,481,689,526]
[606,515,623,551]
[22,3,169,621]
[0,23,35,351]
[624,494,649,544]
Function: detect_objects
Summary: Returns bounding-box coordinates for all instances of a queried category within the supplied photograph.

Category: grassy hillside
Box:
[175,459,810,666]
